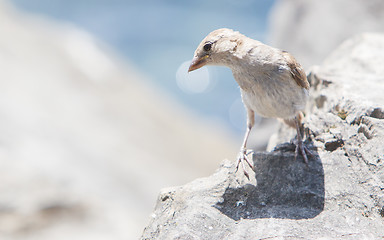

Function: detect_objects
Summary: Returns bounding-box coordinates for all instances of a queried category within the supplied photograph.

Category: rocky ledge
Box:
[141,33,384,239]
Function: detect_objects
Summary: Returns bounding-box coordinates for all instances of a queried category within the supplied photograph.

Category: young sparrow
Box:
[188,28,310,179]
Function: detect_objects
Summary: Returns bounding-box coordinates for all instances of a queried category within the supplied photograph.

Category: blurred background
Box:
[1,0,384,239]
[10,0,275,134]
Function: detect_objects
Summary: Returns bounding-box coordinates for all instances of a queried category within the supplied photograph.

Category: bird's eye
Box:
[203,43,212,52]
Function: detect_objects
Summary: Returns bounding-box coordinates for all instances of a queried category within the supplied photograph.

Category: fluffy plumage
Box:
[189,28,310,178]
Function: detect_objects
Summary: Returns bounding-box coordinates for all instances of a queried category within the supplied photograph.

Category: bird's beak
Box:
[188,55,209,72]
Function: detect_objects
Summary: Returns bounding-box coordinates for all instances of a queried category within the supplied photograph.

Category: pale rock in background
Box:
[0,1,237,239]
[268,0,384,67]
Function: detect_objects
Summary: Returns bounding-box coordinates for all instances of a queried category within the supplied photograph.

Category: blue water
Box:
[10,0,275,134]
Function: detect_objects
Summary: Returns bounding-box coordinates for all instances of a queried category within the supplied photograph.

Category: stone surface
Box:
[141,33,384,239]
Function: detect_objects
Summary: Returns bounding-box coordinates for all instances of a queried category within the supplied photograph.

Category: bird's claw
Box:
[236,148,254,179]
[295,141,312,164]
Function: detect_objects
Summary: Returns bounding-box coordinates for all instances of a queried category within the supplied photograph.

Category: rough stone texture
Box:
[141,33,384,239]
[267,0,384,68]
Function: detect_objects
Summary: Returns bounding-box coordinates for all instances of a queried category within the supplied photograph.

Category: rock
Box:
[0,2,237,240]
[141,33,384,239]
[267,0,384,68]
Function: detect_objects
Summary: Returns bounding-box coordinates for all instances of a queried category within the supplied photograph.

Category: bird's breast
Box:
[236,72,308,119]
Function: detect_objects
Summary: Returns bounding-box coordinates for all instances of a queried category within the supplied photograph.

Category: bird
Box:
[188,28,311,179]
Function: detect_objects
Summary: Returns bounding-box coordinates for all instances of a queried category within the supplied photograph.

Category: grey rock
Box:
[142,33,384,239]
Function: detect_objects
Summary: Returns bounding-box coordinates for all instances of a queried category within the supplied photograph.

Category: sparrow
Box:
[188,28,311,179]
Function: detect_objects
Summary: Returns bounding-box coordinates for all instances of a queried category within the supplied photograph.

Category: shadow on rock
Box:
[214,142,324,220]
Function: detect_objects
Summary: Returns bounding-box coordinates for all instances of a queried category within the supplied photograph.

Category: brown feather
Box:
[282,51,310,90]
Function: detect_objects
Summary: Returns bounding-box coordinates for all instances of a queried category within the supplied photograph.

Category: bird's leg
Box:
[236,109,255,179]
[294,115,311,164]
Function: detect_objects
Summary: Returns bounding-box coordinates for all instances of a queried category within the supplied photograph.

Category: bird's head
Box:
[188,28,243,72]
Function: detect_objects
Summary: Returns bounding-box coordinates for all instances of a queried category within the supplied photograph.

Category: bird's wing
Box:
[282,51,310,90]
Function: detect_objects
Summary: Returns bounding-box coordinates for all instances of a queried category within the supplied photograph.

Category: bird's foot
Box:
[235,148,254,179]
[294,140,312,164]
